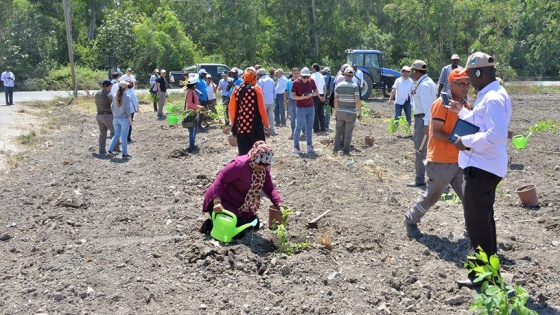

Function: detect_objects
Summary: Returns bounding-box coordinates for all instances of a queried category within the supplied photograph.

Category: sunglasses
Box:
[453,82,471,87]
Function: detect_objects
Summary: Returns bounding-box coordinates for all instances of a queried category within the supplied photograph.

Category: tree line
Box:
[0,0,558,89]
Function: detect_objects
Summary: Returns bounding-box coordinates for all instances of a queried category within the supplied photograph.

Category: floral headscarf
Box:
[239,141,273,213]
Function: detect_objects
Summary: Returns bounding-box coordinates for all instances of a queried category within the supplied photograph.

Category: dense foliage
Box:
[0,0,558,88]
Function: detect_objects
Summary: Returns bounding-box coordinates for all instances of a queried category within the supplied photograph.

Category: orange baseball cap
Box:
[448,68,469,83]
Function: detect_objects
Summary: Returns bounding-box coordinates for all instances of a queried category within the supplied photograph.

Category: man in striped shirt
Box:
[333,67,362,155]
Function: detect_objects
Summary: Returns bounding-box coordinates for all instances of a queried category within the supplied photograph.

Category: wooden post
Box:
[63,0,77,98]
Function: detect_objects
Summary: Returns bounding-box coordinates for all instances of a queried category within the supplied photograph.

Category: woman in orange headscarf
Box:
[228,67,271,155]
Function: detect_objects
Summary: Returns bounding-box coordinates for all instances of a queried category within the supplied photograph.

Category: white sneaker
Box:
[307,145,316,154]
[293,146,302,154]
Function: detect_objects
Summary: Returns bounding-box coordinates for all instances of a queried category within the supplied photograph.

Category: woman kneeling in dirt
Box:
[200,141,283,236]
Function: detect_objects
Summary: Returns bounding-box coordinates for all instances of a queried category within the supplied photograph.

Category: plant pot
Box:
[227,135,237,147]
[269,205,283,229]
[515,184,538,207]
[364,136,375,146]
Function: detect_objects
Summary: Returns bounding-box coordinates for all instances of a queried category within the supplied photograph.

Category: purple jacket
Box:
[203,155,282,222]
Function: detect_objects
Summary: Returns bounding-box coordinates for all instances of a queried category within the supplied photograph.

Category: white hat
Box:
[188,76,198,85]
[301,67,311,77]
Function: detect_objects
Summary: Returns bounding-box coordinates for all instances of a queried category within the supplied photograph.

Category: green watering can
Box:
[512,131,532,149]
[211,209,258,243]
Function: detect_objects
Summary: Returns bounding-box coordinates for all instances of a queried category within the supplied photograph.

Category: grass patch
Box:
[16,131,37,145]
[6,152,26,169]
[506,84,560,94]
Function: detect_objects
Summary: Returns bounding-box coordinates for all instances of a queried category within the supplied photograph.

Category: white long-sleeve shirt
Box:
[412,74,437,125]
[458,80,512,177]
[1,71,15,87]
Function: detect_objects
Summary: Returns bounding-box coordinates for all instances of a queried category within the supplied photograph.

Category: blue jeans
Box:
[109,117,130,155]
[222,96,230,125]
[324,106,333,130]
[188,126,197,148]
[274,94,286,124]
[394,100,412,125]
[288,99,297,135]
[294,106,315,147]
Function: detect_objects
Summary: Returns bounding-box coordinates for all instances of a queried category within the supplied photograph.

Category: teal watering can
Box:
[211,209,258,243]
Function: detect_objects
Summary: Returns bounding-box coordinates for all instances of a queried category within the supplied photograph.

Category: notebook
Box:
[449,119,480,142]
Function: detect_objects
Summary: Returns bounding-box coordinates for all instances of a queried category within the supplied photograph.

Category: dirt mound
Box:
[0,94,559,314]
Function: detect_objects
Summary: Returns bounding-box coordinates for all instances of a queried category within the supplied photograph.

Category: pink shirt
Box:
[185,89,204,110]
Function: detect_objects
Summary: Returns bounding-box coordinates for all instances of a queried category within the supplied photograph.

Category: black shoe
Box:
[407,182,426,188]
[107,151,115,156]
[122,154,132,159]
[128,139,134,143]
[404,219,422,237]
[456,279,482,289]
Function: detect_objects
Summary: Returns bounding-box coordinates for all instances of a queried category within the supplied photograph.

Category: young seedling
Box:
[466,246,537,315]
[274,208,308,255]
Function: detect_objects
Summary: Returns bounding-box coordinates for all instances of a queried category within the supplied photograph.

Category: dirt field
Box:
[0,93,559,314]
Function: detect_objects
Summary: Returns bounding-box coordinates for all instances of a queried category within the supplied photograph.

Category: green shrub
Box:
[43,66,107,90]
[21,78,47,91]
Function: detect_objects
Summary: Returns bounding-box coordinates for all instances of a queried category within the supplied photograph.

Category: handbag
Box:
[182,114,197,128]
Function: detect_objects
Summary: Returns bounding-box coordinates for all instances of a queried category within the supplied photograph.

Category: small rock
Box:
[444,296,465,305]
[152,253,161,258]
[200,303,207,310]
[22,287,36,294]
[53,293,64,302]
[552,240,560,246]
[86,286,95,294]
[270,258,277,267]
[328,271,340,280]
[554,165,560,171]
[501,272,514,283]
[165,219,173,225]
[243,304,250,312]
[281,266,290,277]
[0,233,11,241]
[116,263,126,268]
[7,221,17,228]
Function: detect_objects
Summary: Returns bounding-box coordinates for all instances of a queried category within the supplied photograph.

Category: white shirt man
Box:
[1,68,15,87]
[149,69,159,92]
[120,68,137,90]
[1,67,15,105]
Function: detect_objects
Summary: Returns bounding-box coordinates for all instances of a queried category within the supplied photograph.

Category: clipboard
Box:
[449,119,480,142]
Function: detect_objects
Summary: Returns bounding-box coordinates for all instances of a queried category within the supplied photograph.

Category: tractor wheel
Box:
[361,75,373,100]
[382,77,395,98]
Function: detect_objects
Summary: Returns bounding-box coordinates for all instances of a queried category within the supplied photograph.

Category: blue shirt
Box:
[218,78,229,97]
[257,75,275,104]
[285,79,295,100]
[197,77,208,101]
[276,75,288,95]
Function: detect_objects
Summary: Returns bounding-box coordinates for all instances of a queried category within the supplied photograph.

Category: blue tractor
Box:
[345,49,401,99]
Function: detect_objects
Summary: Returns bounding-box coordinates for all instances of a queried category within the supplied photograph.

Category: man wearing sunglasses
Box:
[291,67,319,154]
[404,68,471,238]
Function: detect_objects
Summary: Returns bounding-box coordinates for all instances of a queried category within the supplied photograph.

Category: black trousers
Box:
[236,131,265,156]
[463,167,502,277]
[127,113,135,141]
[313,95,325,132]
[151,91,157,111]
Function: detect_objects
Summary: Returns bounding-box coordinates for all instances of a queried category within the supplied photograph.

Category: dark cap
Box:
[102,80,112,87]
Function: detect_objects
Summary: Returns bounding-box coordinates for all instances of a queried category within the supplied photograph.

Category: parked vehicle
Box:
[345,49,401,99]
[169,63,230,87]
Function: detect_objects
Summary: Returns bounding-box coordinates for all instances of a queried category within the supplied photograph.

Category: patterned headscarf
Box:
[243,67,257,85]
[239,141,273,213]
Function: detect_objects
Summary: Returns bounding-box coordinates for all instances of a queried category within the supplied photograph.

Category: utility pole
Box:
[311,0,319,57]
[63,0,77,98]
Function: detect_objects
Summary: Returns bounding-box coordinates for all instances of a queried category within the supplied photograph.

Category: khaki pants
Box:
[405,162,464,224]
[96,114,119,153]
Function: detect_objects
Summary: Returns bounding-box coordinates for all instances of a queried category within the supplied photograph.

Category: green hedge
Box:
[20,66,108,91]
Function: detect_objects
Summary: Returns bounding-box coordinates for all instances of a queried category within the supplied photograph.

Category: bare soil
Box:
[0,93,559,314]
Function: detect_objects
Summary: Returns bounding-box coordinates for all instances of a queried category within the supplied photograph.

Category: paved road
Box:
[3,88,185,104]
